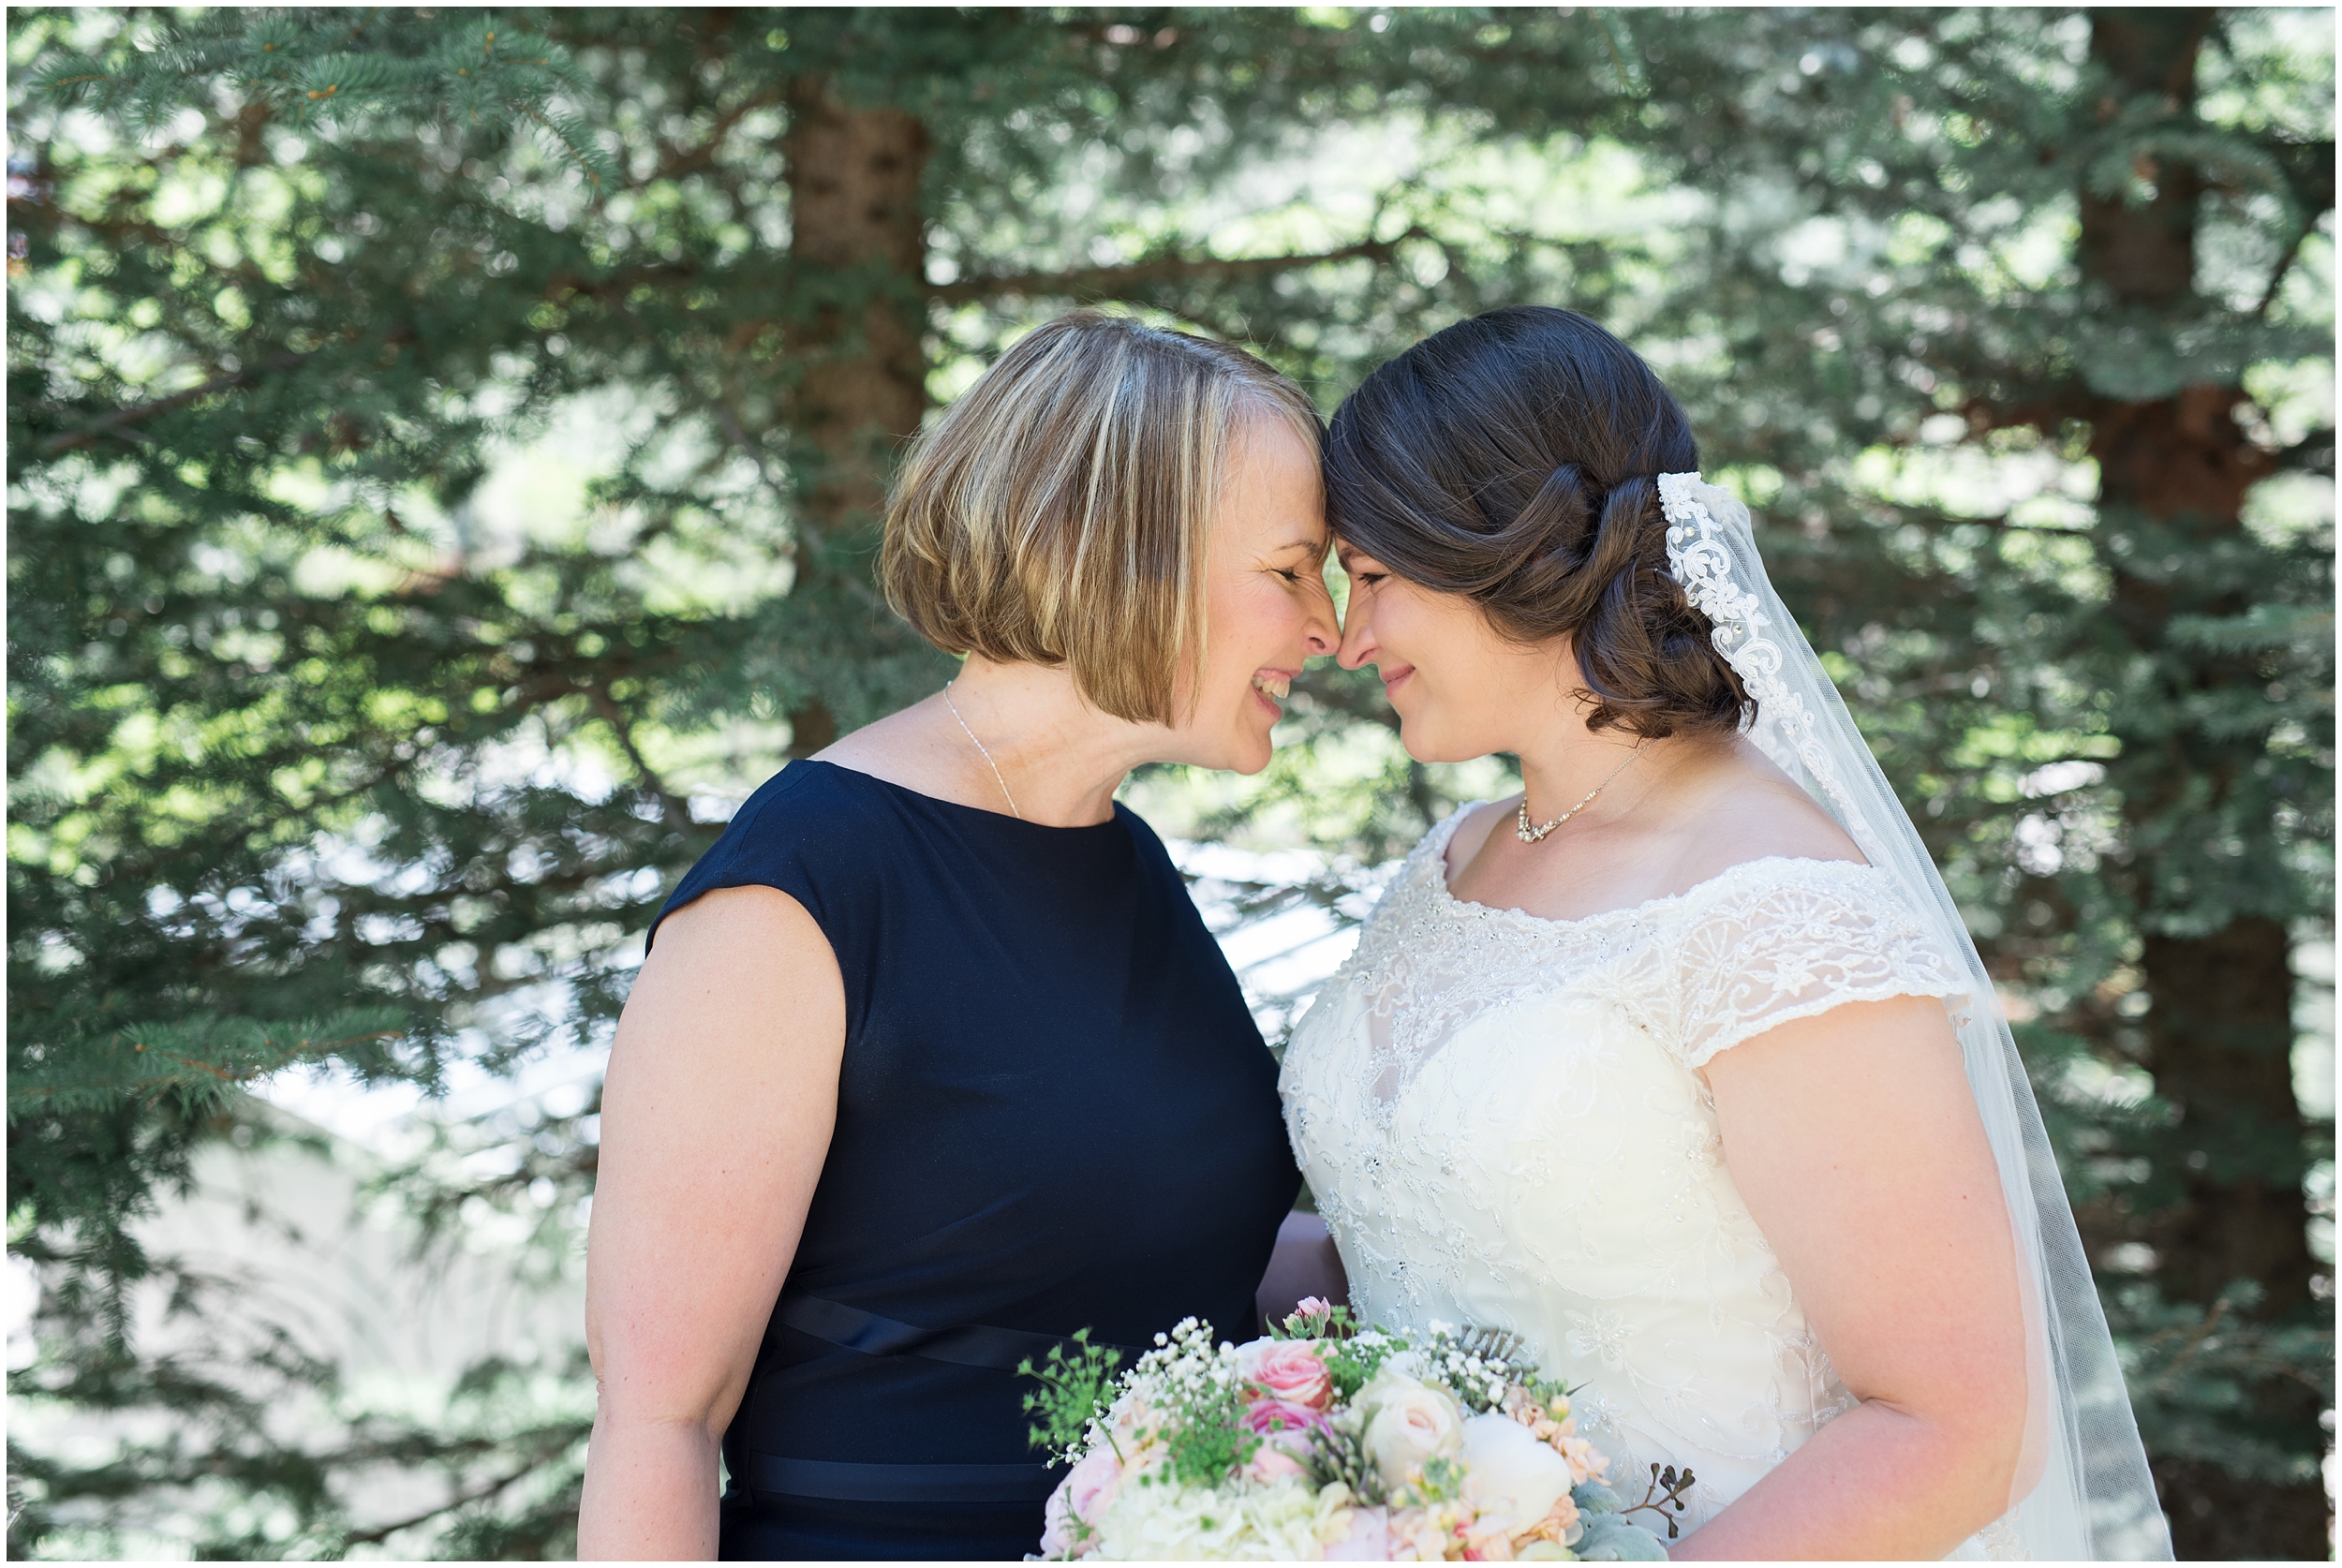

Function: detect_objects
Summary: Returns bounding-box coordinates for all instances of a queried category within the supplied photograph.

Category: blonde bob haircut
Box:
[881,311,1323,727]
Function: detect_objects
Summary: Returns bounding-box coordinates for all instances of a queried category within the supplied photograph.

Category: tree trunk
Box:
[779,73,933,755]
[2081,10,2326,1557]
[2076,10,2207,304]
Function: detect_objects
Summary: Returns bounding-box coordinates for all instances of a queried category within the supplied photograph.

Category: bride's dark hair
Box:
[1326,305,1752,739]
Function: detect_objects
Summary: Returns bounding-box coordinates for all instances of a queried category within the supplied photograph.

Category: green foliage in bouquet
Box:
[1278,1304,1390,1406]
[1393,1453,1467,1510]
[1158,1382,1265,1494]
[1020,1329,1128,1465]
[1568,1476,1675,1563]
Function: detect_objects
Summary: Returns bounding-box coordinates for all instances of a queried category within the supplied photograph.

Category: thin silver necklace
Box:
[942,680,1022,820]
[1517,746,1645,843]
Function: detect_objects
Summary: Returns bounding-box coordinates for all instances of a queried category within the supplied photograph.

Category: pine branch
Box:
[582,685,692,833]
[641,87,787,187]
[704,399,890,614]
[1955,384,2103,439]
[2250,222,2317,320]
[2269,137,2336,224]
[929,227,1431,303]
[37,353,314,454]
[1887,508,2098,538]
[7,1021,402,1116]
[335,1428,582,1547]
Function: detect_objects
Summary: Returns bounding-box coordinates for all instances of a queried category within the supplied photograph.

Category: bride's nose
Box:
[1337,616,1375,671]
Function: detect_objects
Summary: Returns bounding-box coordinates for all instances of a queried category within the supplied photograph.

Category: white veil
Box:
[1658,473,2172,1561]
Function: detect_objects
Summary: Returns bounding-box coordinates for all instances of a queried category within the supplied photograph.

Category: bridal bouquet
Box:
[1021,1300,1688,1561]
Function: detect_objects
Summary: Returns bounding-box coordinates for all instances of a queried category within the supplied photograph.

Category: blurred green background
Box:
[7,7,2333,1559]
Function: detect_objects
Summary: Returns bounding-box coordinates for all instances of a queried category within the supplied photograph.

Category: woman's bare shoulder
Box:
[809,699,946,785]
[1444,796,1518,870]
[1669,745,1866,885]
[649,881,828,962]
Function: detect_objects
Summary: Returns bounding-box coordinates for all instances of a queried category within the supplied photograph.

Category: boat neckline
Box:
[1426,801,1875,930]
[797,758,1130,834]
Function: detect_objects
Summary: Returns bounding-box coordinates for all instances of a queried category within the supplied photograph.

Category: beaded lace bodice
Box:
[1279,806,1970,1535]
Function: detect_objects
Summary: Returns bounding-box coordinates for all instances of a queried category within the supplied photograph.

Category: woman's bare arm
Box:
[1669,994,2029,1561]
[1256,1210,1350,1328]
[577,885,846,1561]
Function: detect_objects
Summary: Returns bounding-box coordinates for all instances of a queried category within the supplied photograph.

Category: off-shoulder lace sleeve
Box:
[1660,860,1969,1071]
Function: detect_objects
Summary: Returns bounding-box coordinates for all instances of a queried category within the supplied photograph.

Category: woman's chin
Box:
[1395,718,1472,767]
[1171,720,1275,776]
[1227,733,1276,776]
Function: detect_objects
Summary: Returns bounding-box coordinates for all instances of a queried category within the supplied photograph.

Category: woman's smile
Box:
[1250,668,1296,716]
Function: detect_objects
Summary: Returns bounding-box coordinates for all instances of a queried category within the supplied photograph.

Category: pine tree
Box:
[8,7,2329,1557]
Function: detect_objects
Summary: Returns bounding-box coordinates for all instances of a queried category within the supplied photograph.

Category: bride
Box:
[1279,307,2169,1560]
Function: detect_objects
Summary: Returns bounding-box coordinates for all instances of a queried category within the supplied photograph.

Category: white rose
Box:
[1458,1412,1576,1544]
[1356,1365,1464,1492]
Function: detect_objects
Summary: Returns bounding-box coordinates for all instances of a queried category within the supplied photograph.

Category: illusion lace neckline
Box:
[1425,804,1876,934]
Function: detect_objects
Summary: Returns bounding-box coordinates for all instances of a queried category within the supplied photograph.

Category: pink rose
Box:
[1243,1442,1312,1483]
[1244,1398,1329,1447]
[1282,1295,1339,1338]
[1240,1398,1328,1484]
[1241,1339,1335,1411]
[1038,1447,1122,1559]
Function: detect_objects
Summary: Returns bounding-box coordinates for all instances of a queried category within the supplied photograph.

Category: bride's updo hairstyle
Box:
[1326,305,1751,739]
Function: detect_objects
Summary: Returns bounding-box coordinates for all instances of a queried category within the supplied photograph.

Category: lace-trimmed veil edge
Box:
[1657,472,2171,1561]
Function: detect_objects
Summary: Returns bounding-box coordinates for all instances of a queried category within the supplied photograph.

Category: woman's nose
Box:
[1300,583,1339,658]
[1336,607,1374,671]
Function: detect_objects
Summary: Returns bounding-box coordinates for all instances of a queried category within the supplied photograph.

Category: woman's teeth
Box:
[1252,673,1291,701]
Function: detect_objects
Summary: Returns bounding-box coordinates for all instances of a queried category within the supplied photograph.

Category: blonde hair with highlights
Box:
[881,311,1322,727]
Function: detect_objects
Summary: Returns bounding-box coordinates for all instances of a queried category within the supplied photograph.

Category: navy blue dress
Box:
[645,761,1298,1561]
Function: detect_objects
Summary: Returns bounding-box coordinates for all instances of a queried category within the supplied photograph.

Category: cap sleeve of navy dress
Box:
[644,760,1299,1561]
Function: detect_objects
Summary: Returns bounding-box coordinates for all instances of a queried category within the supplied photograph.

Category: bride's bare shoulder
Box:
[1442,796,1517,872]
[1670,742,1866,885]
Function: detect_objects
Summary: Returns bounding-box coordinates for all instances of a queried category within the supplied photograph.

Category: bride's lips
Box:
[1381,663,1415,697]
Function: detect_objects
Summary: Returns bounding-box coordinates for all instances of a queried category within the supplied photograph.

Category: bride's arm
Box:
[578,887,845,1561]
[1670,993,2028,1561]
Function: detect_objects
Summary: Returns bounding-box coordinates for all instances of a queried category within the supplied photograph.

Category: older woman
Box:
[578,313,1339,1561]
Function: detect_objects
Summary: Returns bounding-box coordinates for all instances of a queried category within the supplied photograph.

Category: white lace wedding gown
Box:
[1280,806,2009,1551]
